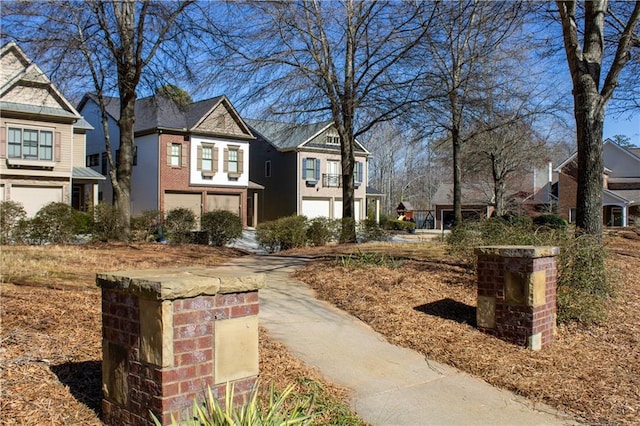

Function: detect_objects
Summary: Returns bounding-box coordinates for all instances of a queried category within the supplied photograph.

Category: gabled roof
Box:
[78,93,254,139]
[245,118,370,153]
[555,138,640,172]
[431,183,494,205]
[0,42,81,121]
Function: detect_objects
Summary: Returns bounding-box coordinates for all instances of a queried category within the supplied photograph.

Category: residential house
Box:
[555,139,640,227]
[245,119,372,223]
[431,183,494,230]
[0,42,104,217]
[78,94,260,227]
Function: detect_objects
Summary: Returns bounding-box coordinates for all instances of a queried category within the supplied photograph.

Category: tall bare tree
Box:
[556,0,640,237]
[2,1,196,240]
[215,0,432,242]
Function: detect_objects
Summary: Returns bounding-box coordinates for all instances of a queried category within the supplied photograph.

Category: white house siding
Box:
[130,133,159,215]
[189,136,250,187]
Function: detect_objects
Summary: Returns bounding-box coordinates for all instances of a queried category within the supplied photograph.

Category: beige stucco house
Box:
[245,119,373,223]
[0,42,104,217]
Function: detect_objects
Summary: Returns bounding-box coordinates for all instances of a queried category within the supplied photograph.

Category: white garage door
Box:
[207,194,241,216]
[164,192,202,224]
[12,185,63,217]
[301,198,330,219]
[333,199,362,221]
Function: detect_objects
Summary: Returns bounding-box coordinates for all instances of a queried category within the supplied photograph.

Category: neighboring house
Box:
[431,183,494,230]
[0,42,104,217]
[555,139,640,227]
[245,119,372,223]
[78,94,260,227]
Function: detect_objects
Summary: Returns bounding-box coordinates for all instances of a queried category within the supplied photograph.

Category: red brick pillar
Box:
[97,267,265,425]
[475,246,559,350]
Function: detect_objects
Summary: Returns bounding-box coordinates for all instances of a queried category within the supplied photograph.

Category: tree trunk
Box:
[114,96,136,240]
[451,117,463,227]
[573,86,604,236]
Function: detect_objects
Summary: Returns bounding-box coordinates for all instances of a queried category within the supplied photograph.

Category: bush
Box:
[556,234,612,325]
[201,210,242,246]
[26,202,79,244]
[533,214,568,230]
[165,208,196,244]
[0,201,27,244]
[153,381,312,426]
[384,219,416,232]
[131,210,161,242]
[256,215,308,252]
[92,203,123,242]
[358,218,389,242]
[306,217,338,247]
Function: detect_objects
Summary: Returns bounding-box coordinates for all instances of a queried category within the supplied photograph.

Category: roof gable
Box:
[0,42,80,120]
[190,97,253,138]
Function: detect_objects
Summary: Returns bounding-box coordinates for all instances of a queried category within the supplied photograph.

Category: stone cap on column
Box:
[474,246,560,258]
[96,267,266,300]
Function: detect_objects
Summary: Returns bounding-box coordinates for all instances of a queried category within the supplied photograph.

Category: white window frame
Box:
[170,143,181,167]
[228,148,239,173]
[202,145,213,171]
[7,126,53,161]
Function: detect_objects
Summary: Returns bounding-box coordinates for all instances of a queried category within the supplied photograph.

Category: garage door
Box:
[12,185,63,217]
[207,194,241,216]
[301,198,330,219]
[164,192,202,225]
[333,199,361,221]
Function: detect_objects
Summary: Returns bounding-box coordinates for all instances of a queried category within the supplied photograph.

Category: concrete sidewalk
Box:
[221,255,579,426]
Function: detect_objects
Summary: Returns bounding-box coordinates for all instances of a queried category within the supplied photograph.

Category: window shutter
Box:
[55,132,61,162]
[301,157,307,179]
[238,148,244,174]
[166,142,172,166]
[315,159,320,181]
[213,145,218,172]
[197,145,203,171]
[0,126,5,158]
[223,147,229,172]
[181,143,187,167]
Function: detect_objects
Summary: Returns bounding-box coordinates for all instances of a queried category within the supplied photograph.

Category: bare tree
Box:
[214,0,432,242]
[556,0,640,237]
[2,1,196,239]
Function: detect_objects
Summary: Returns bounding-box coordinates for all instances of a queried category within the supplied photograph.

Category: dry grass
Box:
[294,233,640,425]
[0,243,359,425]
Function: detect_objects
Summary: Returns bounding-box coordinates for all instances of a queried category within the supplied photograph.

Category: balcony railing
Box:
[322,173,342,187]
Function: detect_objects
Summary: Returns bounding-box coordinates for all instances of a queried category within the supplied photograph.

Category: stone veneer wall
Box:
[97,268,265,425]
[475,246,559,351]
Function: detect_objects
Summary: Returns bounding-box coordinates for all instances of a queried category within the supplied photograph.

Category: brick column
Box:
[97,267,265,425]
[475,246,559,351]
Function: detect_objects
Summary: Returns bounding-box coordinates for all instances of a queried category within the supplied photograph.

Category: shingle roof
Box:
[1,101,78,119]
[431,183,494,205]
[244,119,332,151]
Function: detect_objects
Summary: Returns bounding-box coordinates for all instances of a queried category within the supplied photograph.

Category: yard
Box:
[1,232,639,425]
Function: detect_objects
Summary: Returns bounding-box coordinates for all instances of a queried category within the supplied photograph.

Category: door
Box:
[164,192,202,225]
[301,198,330,219]
[207,193,241,216]
[11,185,63,217]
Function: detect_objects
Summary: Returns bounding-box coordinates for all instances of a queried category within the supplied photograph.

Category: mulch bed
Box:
[294,233,640,425]
[0,243,355,425]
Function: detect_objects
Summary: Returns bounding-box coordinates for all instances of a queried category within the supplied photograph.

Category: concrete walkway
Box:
[221,255,579,426]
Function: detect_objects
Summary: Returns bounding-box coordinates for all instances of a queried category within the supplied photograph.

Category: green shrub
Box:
[358,218,389,242]
[556,234,612,325]
[165,207,196,244]
[0,201,27,244]
[384,219,416,232]
[256,215,308,252]
[153,381,312,426]
[131,210,161,242]
[92,203,123,242]
[201,210,242,246]
[533,214,568,230]
[306,217,337,247]
[24,202,79,244]
[73,210,94,235]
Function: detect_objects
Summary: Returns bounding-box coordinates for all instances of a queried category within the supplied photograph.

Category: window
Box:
[354,161,363,186]
[7,127,53,160]
[170,143,181,167]
[202,146,213,171]
[301,157,320,182]
[265,160,271,177]
[228,148,238,173]
[101,152,108,175]
[326,131,340,145]
[87,153,99,167]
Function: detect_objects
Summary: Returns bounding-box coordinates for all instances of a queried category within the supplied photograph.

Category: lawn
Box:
[0,243,361,425]
[293,231,640,425]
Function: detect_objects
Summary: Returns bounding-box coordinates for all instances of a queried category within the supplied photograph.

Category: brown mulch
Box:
[294,233,640,425]
[0,243,354,425]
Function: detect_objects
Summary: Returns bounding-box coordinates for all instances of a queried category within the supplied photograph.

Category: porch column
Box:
[375,199,380,224]
[93,183,99,209]
[622,206,628,227]
[253,192,259,228]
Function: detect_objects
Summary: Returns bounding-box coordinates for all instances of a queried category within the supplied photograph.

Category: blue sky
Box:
[603,114,640,145]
